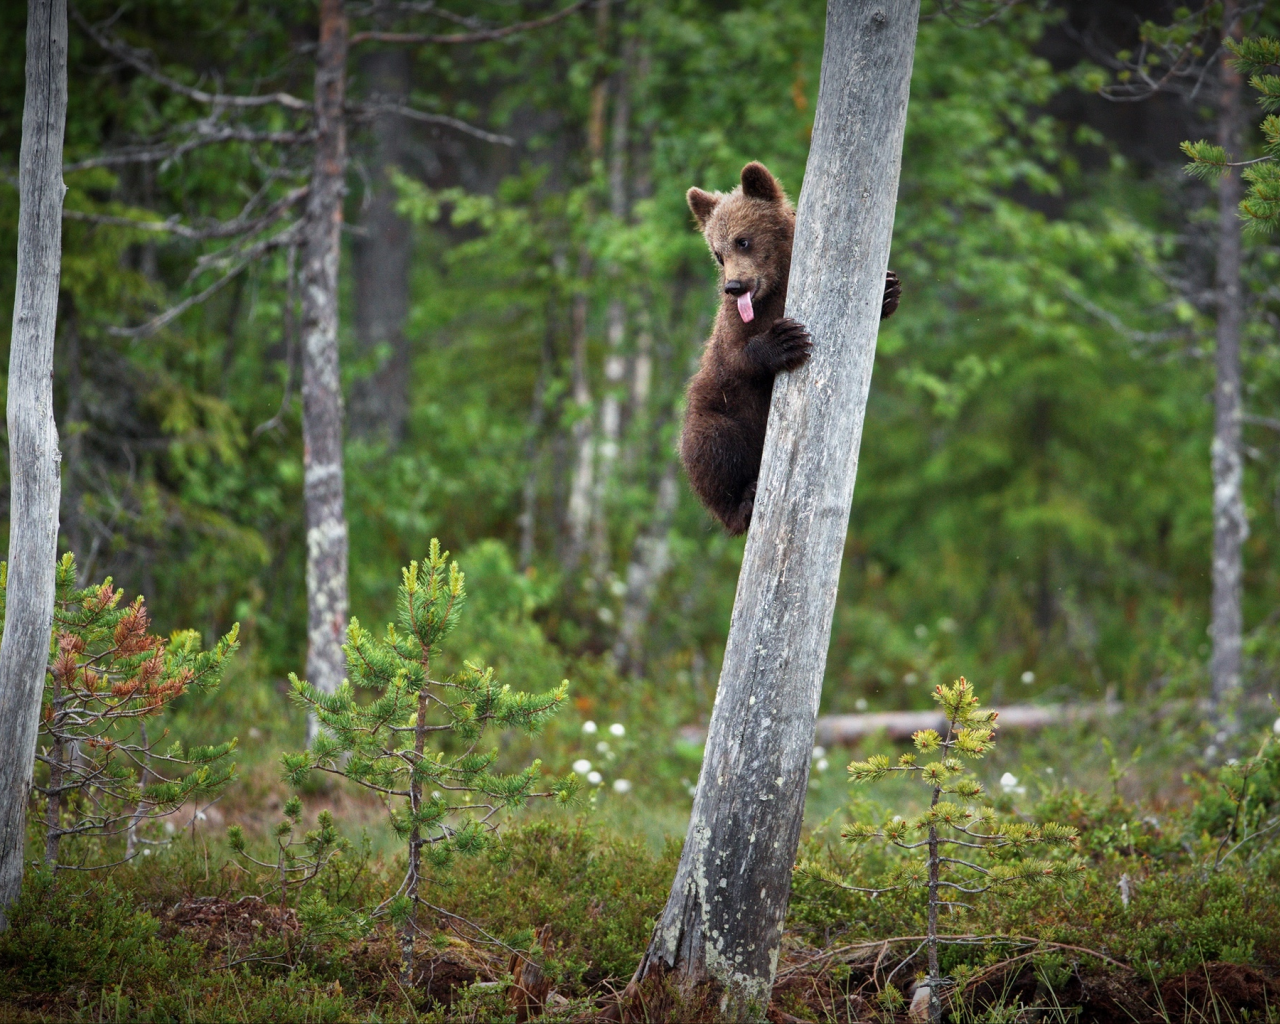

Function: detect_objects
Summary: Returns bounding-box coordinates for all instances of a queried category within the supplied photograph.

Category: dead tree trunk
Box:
[1210,0,1247,718]
[0,0,67,928]
[630,2,918,1015]
[301,0,350,734]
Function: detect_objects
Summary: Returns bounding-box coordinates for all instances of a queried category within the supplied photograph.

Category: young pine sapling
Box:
[2,554,239,871]
[227,796,346,910]
[839,679,1082,1022]
[282,540,576,983]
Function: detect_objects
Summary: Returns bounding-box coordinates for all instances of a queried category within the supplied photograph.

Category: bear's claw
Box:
[882,270,902,320]
[747,317,812,373]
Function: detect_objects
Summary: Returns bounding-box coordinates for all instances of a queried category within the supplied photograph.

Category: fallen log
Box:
[676,703,1107,749]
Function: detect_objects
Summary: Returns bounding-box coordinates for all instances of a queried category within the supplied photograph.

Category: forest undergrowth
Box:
[2,685,1278,1024]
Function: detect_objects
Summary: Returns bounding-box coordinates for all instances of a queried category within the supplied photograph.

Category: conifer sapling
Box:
[282,540,576,983]
[1,554,239,870]
[836,679,1082,1022]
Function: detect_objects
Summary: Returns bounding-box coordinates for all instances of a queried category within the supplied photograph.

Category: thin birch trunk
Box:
[301,0,350,739]
[591,44,635,582]
[613,459,678,676]
[0,0,67,928]
[519,305,557,569]
[563,269,595,572]
[561,0,611,574]
[1210,0,1247,718]
[629,3,919,1014]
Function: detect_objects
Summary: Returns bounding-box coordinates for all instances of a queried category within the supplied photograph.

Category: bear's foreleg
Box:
[743,318,812,375]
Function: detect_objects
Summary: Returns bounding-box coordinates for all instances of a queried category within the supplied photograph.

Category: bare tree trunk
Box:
[1210,0,1247,719]
[519,305,557,569]
[563,267,595,572]
[0,0,67,929]
[350,39,412,443]
[613,459,678,676]
[561,0,611,574]
[629,3,918,1015]
[590,44,635,583]
[301,0,350,737]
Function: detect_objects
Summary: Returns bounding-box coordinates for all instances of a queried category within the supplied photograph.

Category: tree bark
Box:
[350,41,413,443]
[1210,0,1247,718]
[301,0,350,735]
[0,0,67,928]
[591,46,635,582]
[630,3,918,1015]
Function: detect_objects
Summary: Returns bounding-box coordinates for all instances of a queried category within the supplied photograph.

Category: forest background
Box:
[4,0,1280,1018]
[3,0,1275,755]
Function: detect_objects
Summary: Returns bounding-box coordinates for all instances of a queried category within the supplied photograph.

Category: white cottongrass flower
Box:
[1273,717,1280,736]
[1020,671,1035,684]
[587,771,603,785]
[572,759,592,774]
[812,746,826,760]
[612,779,632,794]
[815,758,829,773]
[582,721,598,734]
[609,723,626,737]
[1000,772,1019,789]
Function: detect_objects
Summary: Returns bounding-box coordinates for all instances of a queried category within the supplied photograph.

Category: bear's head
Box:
[686,162,795,324]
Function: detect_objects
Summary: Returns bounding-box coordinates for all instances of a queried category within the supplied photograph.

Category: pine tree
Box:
[836,679,1082,1022]
[2,554,239,870]
[1183,36,1280,234]
[282,539,575,983]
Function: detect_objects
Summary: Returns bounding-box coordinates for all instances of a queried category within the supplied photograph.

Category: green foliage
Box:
[227,796,347,910]
[283,540,574,979]
[1183,35,1280,233]
[0,870,200,995]
[0,553,238,869]
[833,679,1081,1016]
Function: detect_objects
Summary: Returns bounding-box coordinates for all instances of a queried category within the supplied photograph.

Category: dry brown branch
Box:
[349,0,590,46]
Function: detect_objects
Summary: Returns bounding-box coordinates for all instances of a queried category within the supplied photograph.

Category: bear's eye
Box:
[714,251,724,265]
[736,238,750,251]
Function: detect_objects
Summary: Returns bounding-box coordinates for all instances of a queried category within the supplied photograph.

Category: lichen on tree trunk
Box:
[628,2,920,1017]
[1210,0,1247,720]
[301,0,351,734]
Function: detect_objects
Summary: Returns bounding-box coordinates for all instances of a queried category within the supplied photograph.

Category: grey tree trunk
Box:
[0,0,67,928]
[613,459,678,676]
[350,43,412,443]
[591,50,634,582]
[1210,0,1247,717]
[301,0,350,734]
[630,2,918,1015]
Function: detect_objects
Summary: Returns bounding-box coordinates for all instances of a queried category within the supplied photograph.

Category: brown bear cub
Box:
[679,161,901,535]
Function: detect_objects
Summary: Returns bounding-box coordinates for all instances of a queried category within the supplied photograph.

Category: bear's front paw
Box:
[749,317,812,373]
[881,271,902,320]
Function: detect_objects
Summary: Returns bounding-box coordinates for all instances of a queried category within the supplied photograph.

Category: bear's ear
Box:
[686,187,719,230]
[740,162,784,204]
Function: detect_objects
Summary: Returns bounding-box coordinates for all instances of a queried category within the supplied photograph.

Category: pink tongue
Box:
[737,292,754,323]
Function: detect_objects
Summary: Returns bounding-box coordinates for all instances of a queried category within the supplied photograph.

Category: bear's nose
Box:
[724,279,749,296]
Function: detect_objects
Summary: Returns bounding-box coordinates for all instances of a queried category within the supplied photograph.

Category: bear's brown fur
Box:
[679,161,900,535]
